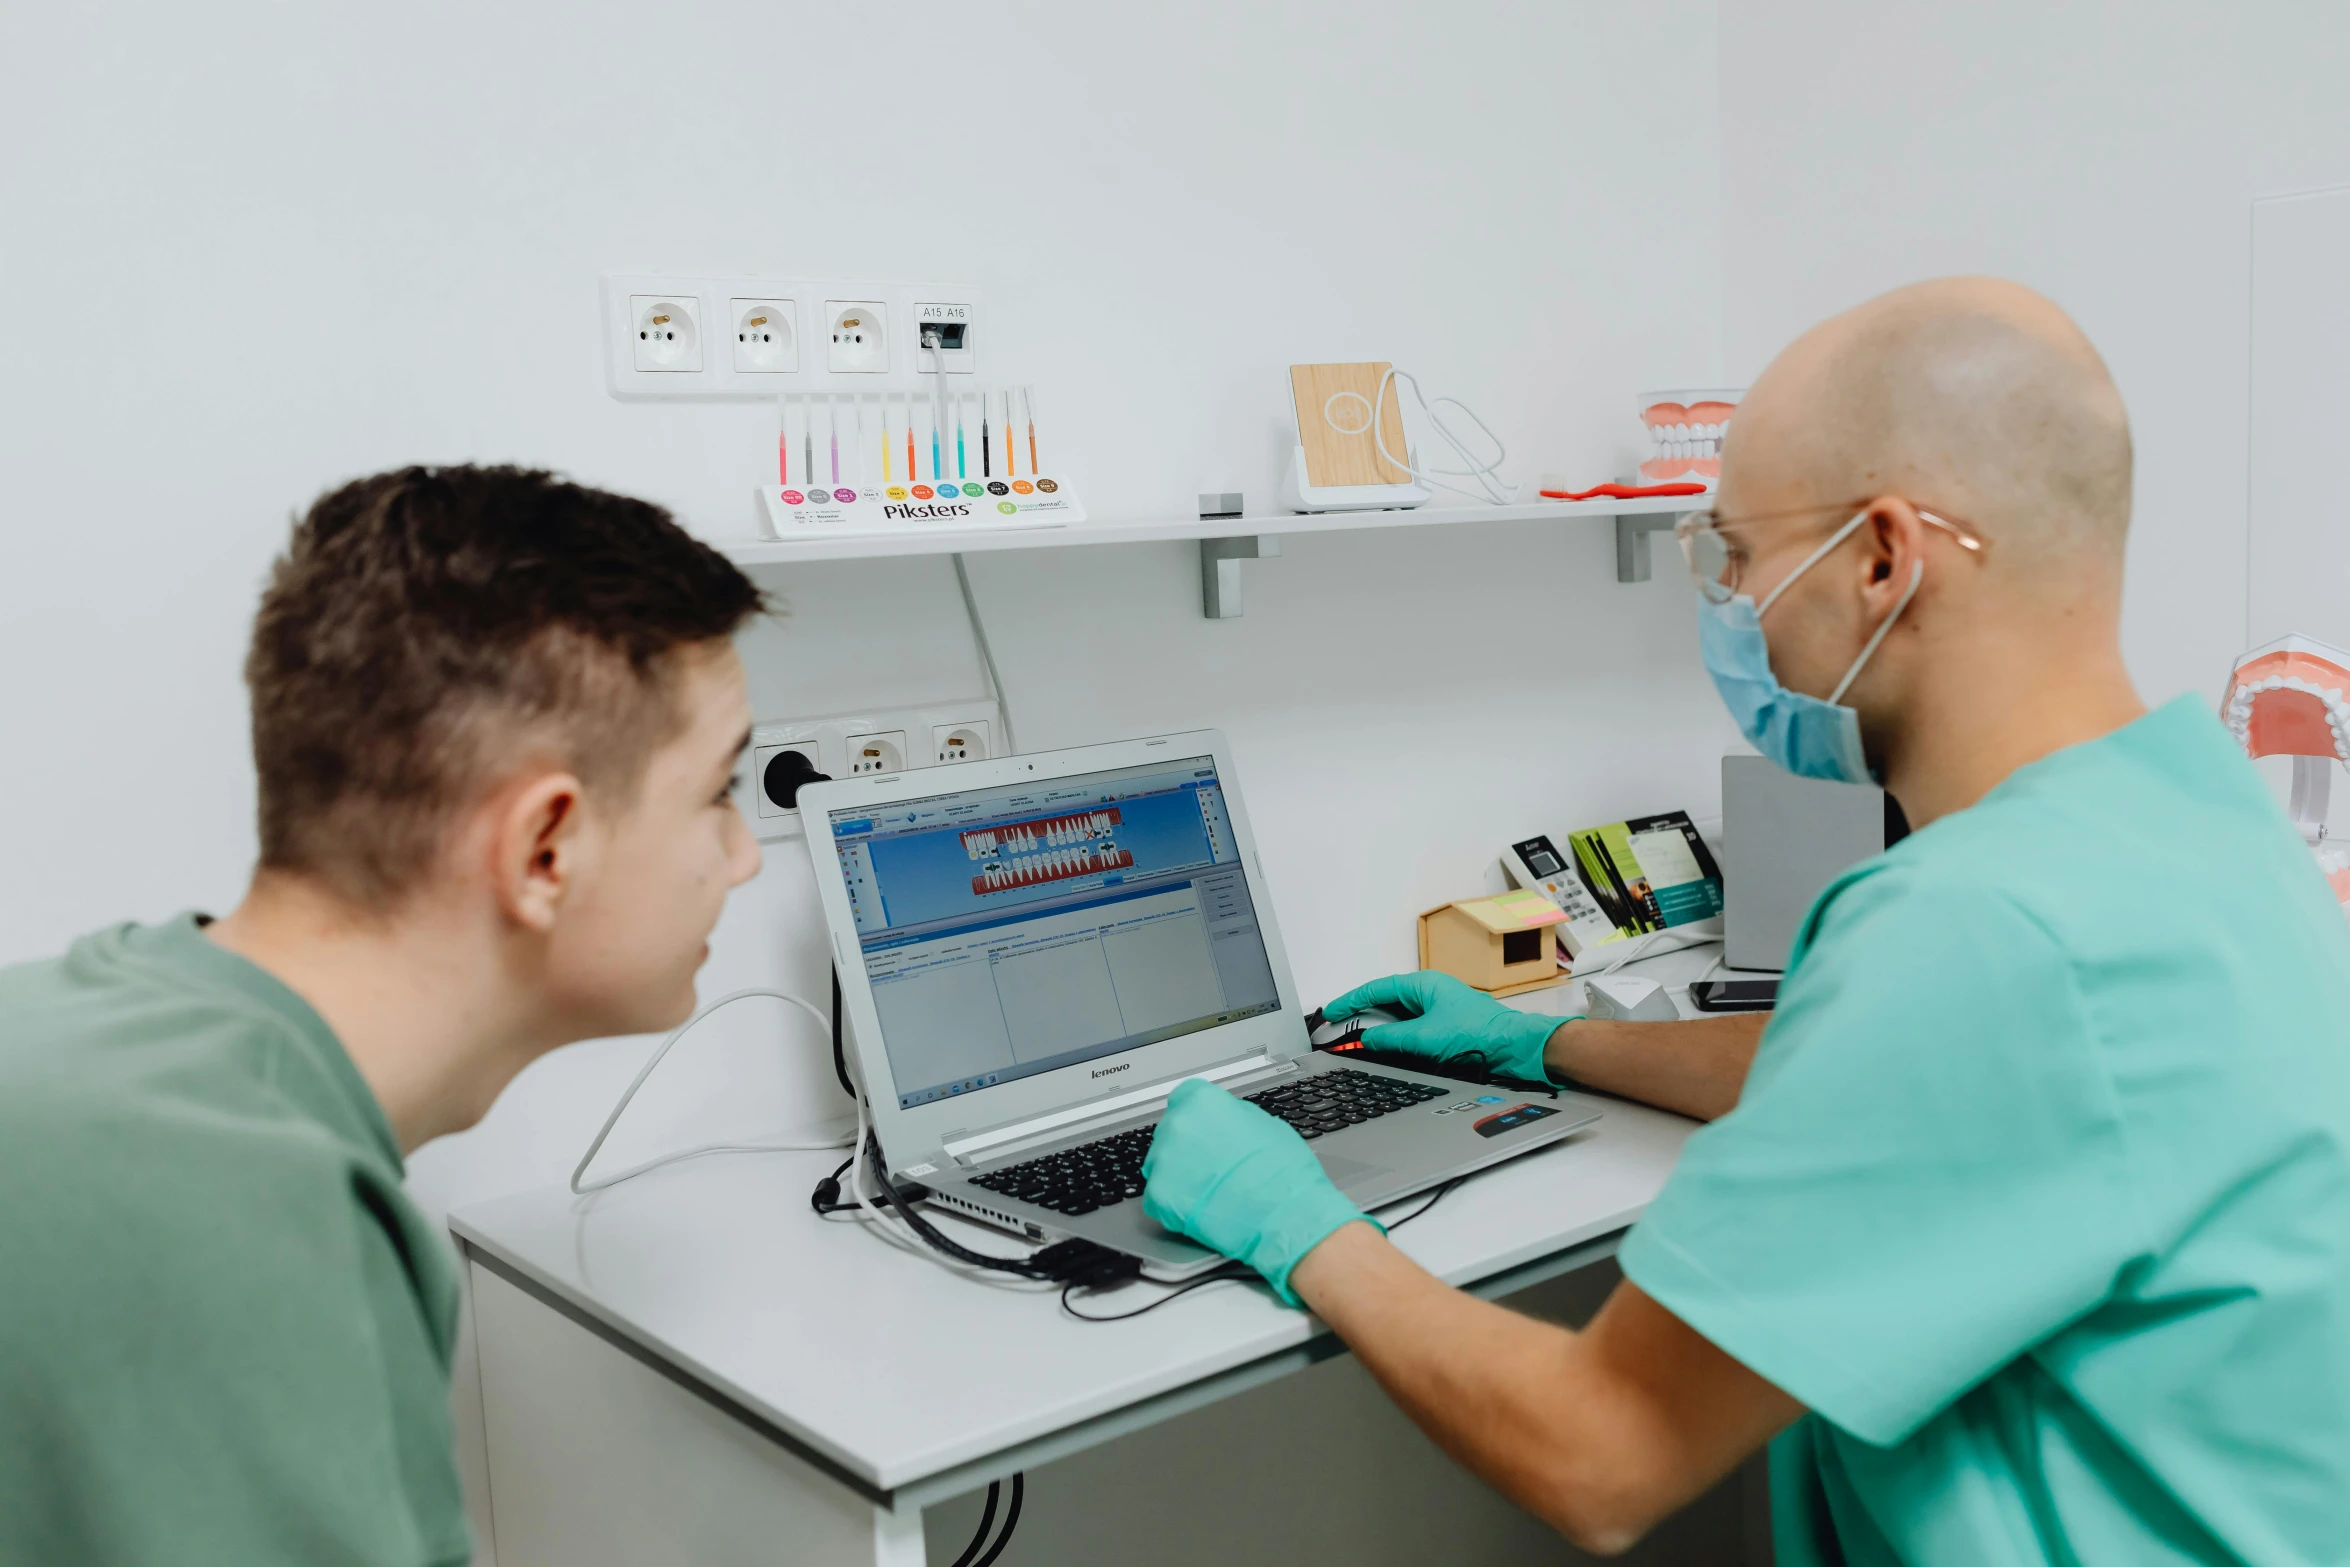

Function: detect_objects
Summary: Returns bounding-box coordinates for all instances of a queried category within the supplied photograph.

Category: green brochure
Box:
[1566,811,1725,938]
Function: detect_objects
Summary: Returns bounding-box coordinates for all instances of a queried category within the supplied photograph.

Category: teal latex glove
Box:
[1142,1079,1381,1305]
[1322,970,1572,1086]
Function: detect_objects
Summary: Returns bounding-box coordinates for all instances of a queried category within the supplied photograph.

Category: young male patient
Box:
[0,466,766,1565]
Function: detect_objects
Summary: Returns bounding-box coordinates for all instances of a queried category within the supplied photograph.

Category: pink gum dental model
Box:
[2222,633,2350,907]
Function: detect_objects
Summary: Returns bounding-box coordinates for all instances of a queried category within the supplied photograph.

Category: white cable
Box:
[1572,928,1719,978]
[829,1059,1050,1285]
[952,552,1018,753]
[574,980,1039,1281]
[1367,367,1516,505]
[570,988,855,1195]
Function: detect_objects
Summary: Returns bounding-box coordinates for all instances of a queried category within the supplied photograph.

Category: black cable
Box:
[808,1126,1137,1288]
[948,1480,1001,1567]
[1381,1177,1461,1230]
[972,1472,1023,1567]
[1060,1264,1252,1321]
[1060,1180,1463,1322]
[863,1139,1056,1279]
[808,1153,857,1216]
[830,965,854,1100]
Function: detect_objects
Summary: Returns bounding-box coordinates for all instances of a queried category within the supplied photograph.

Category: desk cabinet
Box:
[455,1099,1767,1565]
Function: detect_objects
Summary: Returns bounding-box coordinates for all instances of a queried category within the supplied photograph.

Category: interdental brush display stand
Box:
[759,473,1085,539]
[758,385,1084,540]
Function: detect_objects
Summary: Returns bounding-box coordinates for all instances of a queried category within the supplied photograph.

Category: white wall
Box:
[2249,185,2350,652]
[0,0,1732,1217]
[1716,1,2350,712]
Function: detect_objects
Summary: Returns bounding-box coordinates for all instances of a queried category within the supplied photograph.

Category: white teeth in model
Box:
[2222,672,2350,761]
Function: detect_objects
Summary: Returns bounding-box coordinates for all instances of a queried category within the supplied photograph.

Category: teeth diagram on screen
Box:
[964,808,1132,892]
[832,757,1278,1107]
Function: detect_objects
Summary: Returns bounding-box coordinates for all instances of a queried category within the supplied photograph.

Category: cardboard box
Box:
[1417,890,1571,997]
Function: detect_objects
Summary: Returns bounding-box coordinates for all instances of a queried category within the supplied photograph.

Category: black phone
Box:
[1689,979,1779,1013]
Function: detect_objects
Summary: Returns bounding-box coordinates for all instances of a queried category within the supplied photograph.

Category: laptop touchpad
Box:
[1316,1152,1391,1189]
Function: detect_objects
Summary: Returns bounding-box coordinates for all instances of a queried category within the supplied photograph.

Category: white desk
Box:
[452,962,1718,1567]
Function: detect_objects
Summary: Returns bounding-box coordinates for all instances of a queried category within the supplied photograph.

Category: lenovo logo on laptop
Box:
[1090,1062,1131,1080]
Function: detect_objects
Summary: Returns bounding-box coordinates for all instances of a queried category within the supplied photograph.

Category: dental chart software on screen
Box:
[830,758,1283,1108]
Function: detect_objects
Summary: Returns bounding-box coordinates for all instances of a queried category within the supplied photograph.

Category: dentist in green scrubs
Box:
[1141,277,2350,1562]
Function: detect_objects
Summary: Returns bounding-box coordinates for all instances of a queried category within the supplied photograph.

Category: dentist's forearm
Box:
[1288,1224,1798,1554]
[1288,1224,1660,1551]
[1544,1013,1764,1121]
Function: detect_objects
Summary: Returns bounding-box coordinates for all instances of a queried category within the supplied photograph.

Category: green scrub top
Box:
[1620,697,2350,1565]
[0,914,468,1567]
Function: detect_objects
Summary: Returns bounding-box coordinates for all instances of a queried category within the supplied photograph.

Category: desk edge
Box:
[458,1206,1644,1508]
[461,1240,900,1508]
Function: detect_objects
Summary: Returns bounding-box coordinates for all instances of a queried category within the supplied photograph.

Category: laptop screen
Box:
[828,756,1283,1109]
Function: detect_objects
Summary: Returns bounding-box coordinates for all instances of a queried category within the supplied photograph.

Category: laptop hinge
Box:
[942,1054,1292,1167]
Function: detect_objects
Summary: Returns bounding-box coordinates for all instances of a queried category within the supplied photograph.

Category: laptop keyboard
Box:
[967,1068,1451,1216]
[1248,1069,1450,1135]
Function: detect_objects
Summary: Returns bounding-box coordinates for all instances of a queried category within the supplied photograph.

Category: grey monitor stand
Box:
[1720,755,1907,972]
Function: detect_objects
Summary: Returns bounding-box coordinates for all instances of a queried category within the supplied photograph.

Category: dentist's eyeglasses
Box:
[1674,500,1985,604]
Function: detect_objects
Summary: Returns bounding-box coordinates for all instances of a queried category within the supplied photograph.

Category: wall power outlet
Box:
[743,698,1002,841]
[603,276,976,400]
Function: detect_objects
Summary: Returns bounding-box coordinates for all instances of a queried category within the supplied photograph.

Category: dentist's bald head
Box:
[1724,277,2133,588]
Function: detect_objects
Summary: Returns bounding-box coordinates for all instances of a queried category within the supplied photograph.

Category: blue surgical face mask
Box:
[1697,509,1924,785]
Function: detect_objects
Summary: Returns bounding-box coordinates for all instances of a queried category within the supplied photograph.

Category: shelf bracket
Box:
[1201,535,1282,619]
[1615,512,1682,583]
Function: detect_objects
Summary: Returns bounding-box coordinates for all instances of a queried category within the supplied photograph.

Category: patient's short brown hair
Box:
[246,465,764,906]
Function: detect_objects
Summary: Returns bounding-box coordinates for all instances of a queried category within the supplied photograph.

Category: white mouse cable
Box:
[570,988,856,1195]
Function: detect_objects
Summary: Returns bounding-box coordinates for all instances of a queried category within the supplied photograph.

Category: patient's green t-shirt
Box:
[0,914,469,1567]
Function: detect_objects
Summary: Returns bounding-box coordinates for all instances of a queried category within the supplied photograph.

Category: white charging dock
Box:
[1275,445,1429,513]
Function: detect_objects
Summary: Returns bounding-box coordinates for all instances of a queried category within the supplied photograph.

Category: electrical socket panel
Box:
[729,297,798,374]
[603,275,978,400]
[933,718,990,763]
[824,300,889,374]
[742,698,1001,840]
[844,728,907,774]
[629,290,703,373]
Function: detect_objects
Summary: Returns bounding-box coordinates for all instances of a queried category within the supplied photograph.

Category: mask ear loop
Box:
[1756,509,1872,616]
[1828,559,1924,704]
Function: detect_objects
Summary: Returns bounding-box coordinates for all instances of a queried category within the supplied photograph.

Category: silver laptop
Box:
[800,730,1604,1279]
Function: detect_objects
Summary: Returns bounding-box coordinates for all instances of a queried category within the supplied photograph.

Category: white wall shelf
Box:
[712,494,1702,617]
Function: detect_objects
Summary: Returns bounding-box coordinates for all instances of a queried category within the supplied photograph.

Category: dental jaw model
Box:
[2223,633,2350,908]
[1637,388,1743,489]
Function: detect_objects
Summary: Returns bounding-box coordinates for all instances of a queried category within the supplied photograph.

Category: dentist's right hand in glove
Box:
[1142,1078,1380,1305]
[1322,970,1573,1086]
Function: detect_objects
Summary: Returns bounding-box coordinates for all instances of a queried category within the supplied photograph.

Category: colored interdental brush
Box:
[1025,386,1040,473]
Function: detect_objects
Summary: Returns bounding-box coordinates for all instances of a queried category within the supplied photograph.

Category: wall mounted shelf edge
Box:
[710,494,1701,617]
